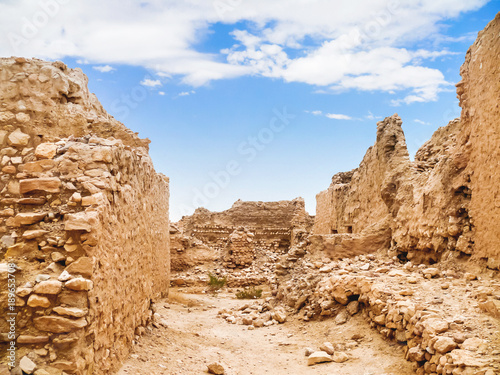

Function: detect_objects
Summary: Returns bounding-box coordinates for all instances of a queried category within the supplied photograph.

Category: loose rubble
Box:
[217,299,288,328]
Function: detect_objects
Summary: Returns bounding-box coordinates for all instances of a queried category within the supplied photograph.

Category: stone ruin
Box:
[171,198,313,267]
[0,11,498,375]
[312,13,500,270]
[0,58,170,374]
[171,13,500,375]
[223,227,255,268]
[170,198,313,286]
[274,13,500,375]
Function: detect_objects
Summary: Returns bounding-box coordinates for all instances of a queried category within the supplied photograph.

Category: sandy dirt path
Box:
[117,290,414,375]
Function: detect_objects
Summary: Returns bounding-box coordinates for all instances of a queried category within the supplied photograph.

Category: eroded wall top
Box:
[312,13,500,269]
[0,57,149,149]
[179,198,311,231]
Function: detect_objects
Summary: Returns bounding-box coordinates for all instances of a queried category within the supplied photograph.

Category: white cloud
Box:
[305,110,323,116]
[159,91,166,96]
[414,119,431,125]
[326,113,352,120]
[93,65,115,73]
[0,0,488,99]
[365,111,384,120]
[140,78,162,87]
[431,31,479,45]
[179,90,196,96]
[306,110,351,120]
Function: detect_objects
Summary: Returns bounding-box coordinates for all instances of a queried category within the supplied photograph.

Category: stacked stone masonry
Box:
[223,227,256,268]
[171,198,313,272]
[0,59,170,375]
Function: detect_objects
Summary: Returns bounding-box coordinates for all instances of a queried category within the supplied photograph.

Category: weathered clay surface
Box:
[456,13,500,268]
[312,15,500,269]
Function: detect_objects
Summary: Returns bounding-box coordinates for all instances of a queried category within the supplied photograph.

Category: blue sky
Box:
[0,0,498,220]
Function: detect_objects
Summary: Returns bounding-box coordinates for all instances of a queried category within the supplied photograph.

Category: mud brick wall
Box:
[0,58,170,375]
[456,13,500,269]
[312,15,500,269]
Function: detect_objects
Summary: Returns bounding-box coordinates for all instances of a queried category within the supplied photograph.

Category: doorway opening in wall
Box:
[347,226,353,234]
[331,229,338,234]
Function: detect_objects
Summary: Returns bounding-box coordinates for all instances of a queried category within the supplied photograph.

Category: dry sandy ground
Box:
[117,289,414,375]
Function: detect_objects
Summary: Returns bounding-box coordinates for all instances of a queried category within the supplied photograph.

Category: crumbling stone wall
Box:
[312,115,408,258]
[172,198,313,271]
[0,59,170,375]
[391,119,472,264]
[312,14,500,269]
[0,57,149,149]
[313,115,410,237]
[456,12,500,269]
[223,227,255,268]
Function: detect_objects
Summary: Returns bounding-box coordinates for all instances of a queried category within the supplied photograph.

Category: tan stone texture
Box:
[456,13,500,266]
[312,15,500,267]
[0,58,170,375]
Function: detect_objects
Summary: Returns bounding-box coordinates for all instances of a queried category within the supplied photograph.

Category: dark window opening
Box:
[331,229,338,234]
[347,226,353,234]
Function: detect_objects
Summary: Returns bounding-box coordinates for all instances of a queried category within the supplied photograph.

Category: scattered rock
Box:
[271,308,287,324]
[207,362,225,374]
[335,310,349,325]
[346,301,359,315]
[319,342,334,355]
[433,337,457,354]
[19,356,37,374]
[332,351,349,363]
[307,351,333,366]
[304,347,315,357]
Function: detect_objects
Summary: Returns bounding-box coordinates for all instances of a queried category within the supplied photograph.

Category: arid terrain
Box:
[118,289,415,375]
[0,9,499,375]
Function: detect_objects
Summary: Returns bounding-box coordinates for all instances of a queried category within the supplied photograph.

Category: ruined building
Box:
[0,58,170,374]
[171,198,312,270]
[313,13,500,270]
[0,11,499,375]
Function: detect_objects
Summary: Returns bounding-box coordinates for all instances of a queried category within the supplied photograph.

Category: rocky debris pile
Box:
[170,245,281,288]
[217,299,287,329]
[276,254,500,374]
[223,227,255,268]
[275,238,308,276]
